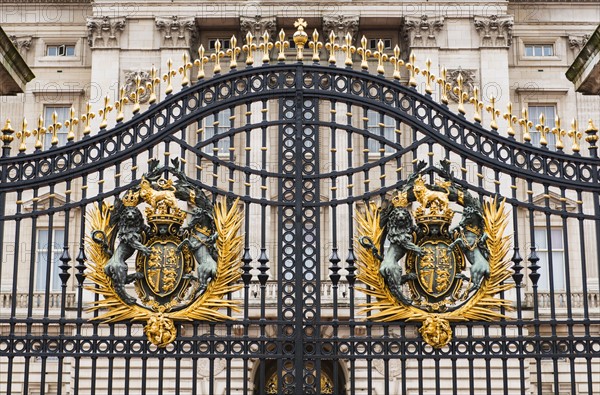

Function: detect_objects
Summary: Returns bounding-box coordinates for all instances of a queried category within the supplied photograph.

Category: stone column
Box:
[240,16,277,278]
[86,16,126,131]
[322,15,360,275]
[403,15,444,101]
[155,16,197,101]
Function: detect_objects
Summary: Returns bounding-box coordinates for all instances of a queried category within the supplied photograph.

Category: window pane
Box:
[534,46,543,56]
[534,228,548,249]
[47,46,57,56]
[525,46,533,56]
[66,45,75,56]
[543,45,553,56]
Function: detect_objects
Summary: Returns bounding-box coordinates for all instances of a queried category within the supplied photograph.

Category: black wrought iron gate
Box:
[1,29,600,395]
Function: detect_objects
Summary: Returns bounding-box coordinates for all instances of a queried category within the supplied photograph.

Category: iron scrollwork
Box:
[357,160,513,348]
[86,159,243,347]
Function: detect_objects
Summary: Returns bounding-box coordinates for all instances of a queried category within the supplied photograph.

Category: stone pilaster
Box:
[473,15,513,48]
[403,15,444,48]
[240,15,276,38]
[569,34,590,53]
[322,15,360,263]
[86,16,126,48]
[155,16,197,49]
[322,15,359,42]
[8,35,32,55]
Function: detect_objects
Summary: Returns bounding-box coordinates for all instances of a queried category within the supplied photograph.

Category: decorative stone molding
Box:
[123,70,152,104]
[403,15,444,48]
[155,16,197,48]
[473,15,513,48]
[446,68,477,103]
[198,358,226,378]
[569,34,590,52]
[373,359,403,378]
[86,16,126,48]
[322,15,359,41]
[8,35,32,54]
[240,15,277,38]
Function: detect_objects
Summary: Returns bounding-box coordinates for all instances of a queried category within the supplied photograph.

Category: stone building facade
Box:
[1,1,600,394]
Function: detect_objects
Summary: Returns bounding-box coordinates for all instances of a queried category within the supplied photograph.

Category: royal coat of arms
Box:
[356,161,513,348]
[86,159,243,347]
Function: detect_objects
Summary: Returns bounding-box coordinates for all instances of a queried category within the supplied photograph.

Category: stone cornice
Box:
[240,16,277,39]
[0,26,35,95]
[86,16,126,48]
[403,15,444,48]
[473,15,513,48]
[155,16,197,48]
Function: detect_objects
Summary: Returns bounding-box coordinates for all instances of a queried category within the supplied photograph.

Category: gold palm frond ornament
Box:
[86,159,243,347]
[356,161,513,348]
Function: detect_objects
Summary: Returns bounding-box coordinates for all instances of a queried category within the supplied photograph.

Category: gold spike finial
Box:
[293,19,309,61]
[210,39,225,73]
[437,67,450,104]
[179,52,193,86]
[80,102,95,137]
[146,66,161,104]
[32,115,46,150]
[535,113,550,147]
[503,102,518,137]
[325,31,339,65]
[47,111,62,147]
[194,45,209,79]
[568,119,582,153]
[129,74,145,114]
[275,29,289,62]
[163,58,177,94]
[226,35,241,69]
[551,116,565,150]
[453,74,468,115]
[470,86,483,123]
[259,32,274,63]
[587,119,598,132]
[309,29,323,62]
[485,95,500,130]
[519,108,533,143]
[390,45,404,80]
[341,32,355,67]
[16,118,30,152]
[373,40,388,75]
[406,52,420,87]
[98,95,113,130]
[64,106,78,142]
[115,85,129,122]
[243,32,257,66]
[357,36,372,71]
[421,58,436,94]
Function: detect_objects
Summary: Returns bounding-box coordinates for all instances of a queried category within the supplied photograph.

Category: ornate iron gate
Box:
[1,22,600,395]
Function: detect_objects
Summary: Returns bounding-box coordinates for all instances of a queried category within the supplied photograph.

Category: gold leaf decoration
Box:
[355,197,513,348]
[85,198,244,346]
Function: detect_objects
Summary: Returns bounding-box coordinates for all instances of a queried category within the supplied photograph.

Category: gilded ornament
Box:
[86,158,244,347]
[356,160,513,349]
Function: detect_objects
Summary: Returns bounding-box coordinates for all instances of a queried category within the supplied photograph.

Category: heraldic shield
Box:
[86,159,243,347]
[356,160,513,349]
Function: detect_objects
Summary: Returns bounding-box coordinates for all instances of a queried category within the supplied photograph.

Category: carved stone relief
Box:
[86,16,126,48]
[403,15,444,48]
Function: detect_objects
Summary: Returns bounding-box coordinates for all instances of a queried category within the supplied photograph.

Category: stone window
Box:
[202,111,231,156]
[366,110,395,155]
[528,104,556,149]
[208,38,231,50]
[534,227,565,292]
[368,38,392,49]
[44,105,71,149]
[36,228,64,292]
[46,44,75,57]
[524,44,554,57]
